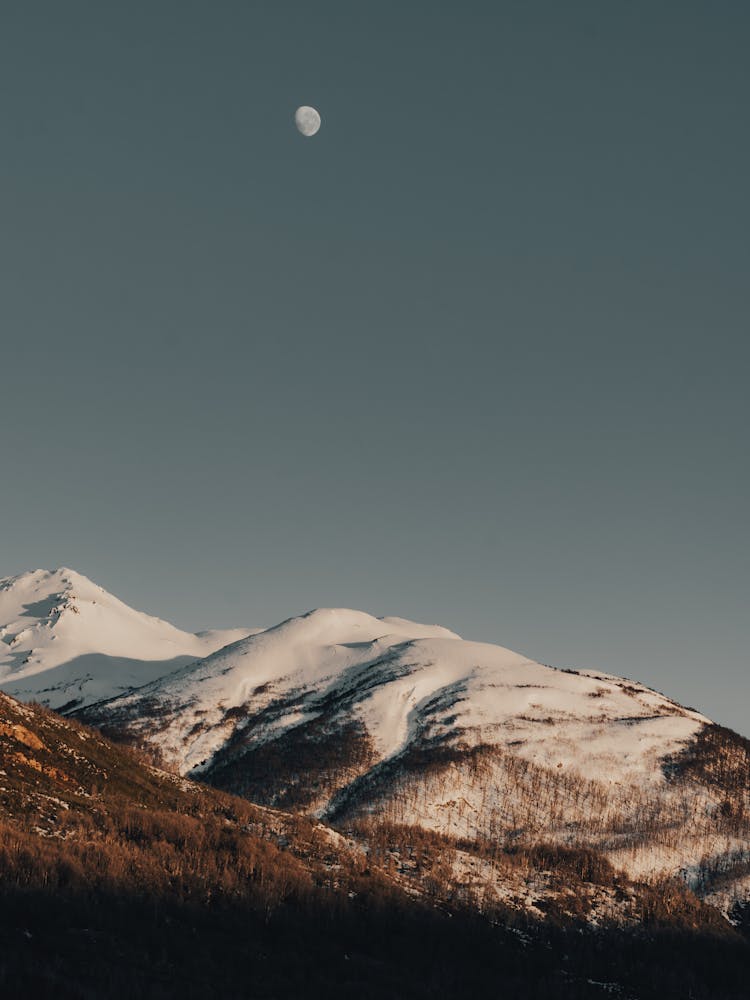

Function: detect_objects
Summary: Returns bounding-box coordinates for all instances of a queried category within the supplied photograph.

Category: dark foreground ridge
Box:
[0,692,748,999]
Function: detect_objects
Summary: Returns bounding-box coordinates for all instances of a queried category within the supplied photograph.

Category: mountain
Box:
[0,687,480,996]
[2,568,748,936]
[83,605,750,921]
[85,605,706,790]
[0,567,254,712]
[2,688,748,999]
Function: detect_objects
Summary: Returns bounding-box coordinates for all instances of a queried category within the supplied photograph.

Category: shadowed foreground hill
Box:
[1,691,749,999]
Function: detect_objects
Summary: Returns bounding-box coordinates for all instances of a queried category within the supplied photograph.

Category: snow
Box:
[704,872,750,920]
[1,572,705,791]
[94,604,708,790]
[0,568,256,710]
[100,607,462,773]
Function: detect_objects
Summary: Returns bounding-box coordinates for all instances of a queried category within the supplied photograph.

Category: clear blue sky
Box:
[1,2,748,734]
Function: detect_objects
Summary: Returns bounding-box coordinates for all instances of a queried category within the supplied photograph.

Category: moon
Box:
[294,106,321,137]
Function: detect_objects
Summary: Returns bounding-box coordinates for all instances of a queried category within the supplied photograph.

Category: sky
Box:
[1,2,748,735]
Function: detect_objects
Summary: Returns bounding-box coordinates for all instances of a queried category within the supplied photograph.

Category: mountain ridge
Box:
[2,566,749,927]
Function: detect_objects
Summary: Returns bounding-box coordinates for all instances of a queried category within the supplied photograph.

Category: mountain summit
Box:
[0,567,252,711]
[88,604,708,801]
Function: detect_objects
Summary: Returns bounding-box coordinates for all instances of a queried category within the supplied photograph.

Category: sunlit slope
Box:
[83,606,750,915]
[87,605,707,796]
[0,568,253,711]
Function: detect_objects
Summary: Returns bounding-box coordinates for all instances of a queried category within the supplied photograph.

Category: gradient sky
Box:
[1,2,748,734]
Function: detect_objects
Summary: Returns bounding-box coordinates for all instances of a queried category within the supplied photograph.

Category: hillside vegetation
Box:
[1,691,749,998]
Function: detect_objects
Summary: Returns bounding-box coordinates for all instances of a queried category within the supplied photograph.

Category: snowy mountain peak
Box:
[1,565,96,600]
[0,567,254,712]
[89,601,710,800]
[254,605,461,646]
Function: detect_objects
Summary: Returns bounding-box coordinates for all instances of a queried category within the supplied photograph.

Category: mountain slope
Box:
[0,568,253,711]
[0,689,490,997]
[85,605,708,794]
[2,688,748,1000]
[83,605,750,917]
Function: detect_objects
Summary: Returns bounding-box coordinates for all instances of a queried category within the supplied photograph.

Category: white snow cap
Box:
[0,567,255,710]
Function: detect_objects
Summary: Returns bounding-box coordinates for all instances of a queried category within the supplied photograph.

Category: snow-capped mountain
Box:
[0,568,254,711]
[3,568,748,922]
[87,605,707,787]
[82,604,750,918]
